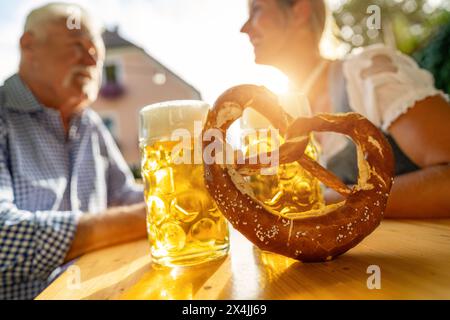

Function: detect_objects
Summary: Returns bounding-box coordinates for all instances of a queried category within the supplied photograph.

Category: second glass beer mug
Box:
[139,101,229,267]
[240,93,325,215]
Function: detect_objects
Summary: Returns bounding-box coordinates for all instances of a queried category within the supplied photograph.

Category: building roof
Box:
[102,27,138,49]
[101,27,202,99]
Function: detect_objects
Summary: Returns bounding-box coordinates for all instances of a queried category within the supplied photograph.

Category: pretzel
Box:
[202,85,395,262]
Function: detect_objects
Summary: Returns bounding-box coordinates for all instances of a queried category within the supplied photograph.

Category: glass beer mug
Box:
[139,101,229,267]
[240,93,325,215]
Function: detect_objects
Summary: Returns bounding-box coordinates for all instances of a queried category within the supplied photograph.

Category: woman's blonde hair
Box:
[277,0,326,38]
[277,0,343,59]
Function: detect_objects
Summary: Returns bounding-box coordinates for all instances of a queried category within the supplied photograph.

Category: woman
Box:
[240,0,450,218]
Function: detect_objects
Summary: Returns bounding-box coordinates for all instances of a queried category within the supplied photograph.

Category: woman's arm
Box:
[384,94,450,218]
[389,95,450,168]
[385,165,450,218]
[324,164,450,218]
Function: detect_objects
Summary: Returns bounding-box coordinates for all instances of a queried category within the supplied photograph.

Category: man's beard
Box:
[62,65,101,104]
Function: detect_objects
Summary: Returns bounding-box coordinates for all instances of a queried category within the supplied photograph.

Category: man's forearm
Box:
[64,203,147,263]
[385,165,450,219]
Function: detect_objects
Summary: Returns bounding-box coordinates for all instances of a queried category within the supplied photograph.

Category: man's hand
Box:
[64,203,147,263]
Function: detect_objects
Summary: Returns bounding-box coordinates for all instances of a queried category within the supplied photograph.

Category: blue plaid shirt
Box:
[0,74,144,300]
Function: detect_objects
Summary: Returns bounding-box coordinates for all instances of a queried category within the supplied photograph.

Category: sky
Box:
[0,0,310,105]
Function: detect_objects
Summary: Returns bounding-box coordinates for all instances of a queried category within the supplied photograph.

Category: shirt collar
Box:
[4,74,45,113]
[3,74,90,126]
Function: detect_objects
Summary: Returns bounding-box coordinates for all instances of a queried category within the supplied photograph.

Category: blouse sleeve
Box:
[342,44,448,132]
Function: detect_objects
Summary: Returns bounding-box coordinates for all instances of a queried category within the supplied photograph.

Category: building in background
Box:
[92,27,202,169]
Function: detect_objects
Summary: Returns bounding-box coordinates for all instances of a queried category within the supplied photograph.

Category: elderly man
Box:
[0,3,147,299]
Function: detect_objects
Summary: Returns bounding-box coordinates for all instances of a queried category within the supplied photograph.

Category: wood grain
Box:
[36,219,450,300]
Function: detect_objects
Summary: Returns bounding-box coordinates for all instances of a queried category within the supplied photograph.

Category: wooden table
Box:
[36,219,450,300]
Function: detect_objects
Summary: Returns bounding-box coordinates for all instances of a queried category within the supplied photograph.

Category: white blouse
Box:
[321,44,448,164]
[342,44,448,132]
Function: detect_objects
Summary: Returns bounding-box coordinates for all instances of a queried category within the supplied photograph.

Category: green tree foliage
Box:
[332,0,450,54]
[414,22,450,94]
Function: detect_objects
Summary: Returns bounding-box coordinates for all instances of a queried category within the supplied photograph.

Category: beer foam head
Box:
[139,100,210,143]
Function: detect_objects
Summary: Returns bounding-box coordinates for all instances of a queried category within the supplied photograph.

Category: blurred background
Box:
[0,0,449,176]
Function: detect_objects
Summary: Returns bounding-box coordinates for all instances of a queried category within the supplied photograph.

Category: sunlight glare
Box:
[259,70,290,95]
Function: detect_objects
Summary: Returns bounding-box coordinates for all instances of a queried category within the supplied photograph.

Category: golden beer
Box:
[139,101,229,267]
[241,94,325,215]
[242,132,324,214]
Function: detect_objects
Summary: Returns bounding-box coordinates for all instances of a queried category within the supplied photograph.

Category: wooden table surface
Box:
[36,219,450,300]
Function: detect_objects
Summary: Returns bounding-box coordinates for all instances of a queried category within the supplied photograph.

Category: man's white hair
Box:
[24,2,101,38]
